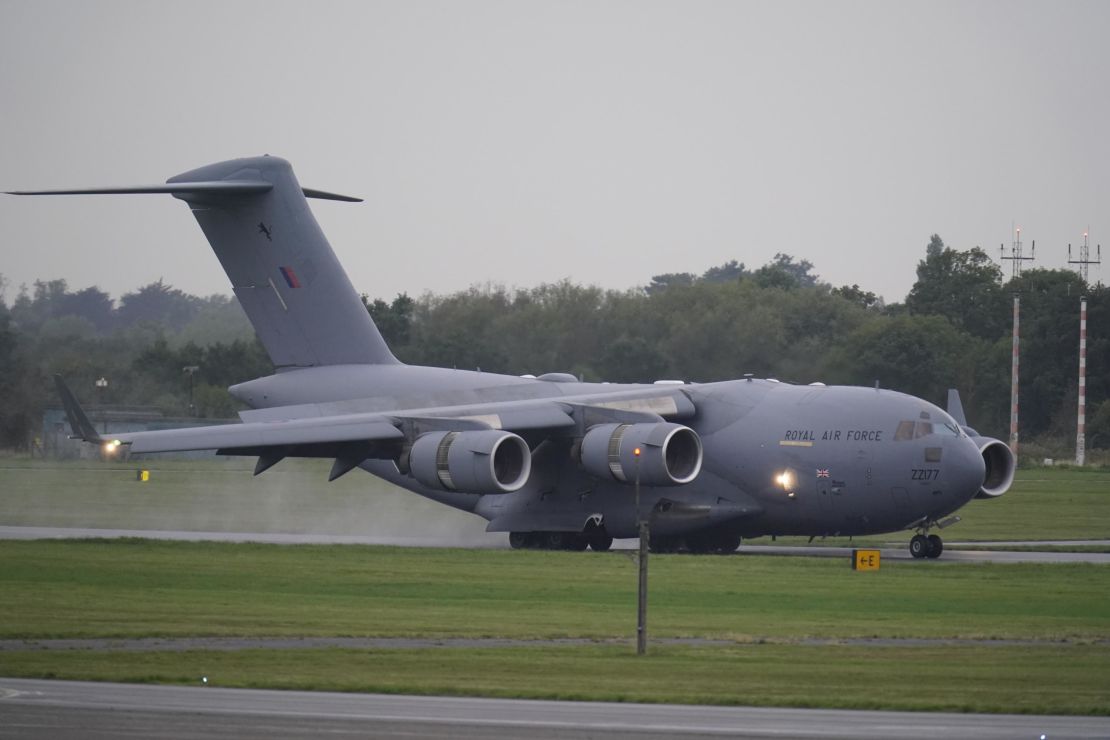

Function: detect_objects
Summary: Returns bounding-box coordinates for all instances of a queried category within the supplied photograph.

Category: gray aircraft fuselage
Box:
[230,362,990,543]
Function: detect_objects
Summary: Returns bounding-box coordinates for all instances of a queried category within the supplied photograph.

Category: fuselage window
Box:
[925,447,942,462]
[894,421,915,441]
[913,421,934,439]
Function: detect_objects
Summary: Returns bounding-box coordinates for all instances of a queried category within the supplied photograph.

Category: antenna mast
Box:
[1067,228,1101,285]
[1000,225,1035,279]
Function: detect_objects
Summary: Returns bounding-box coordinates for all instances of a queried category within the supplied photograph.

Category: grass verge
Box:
[2,540,1109,642]
[2,643,1108,715]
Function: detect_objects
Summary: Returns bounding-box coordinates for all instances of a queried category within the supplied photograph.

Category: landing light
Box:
[103,439,122,455]
[775,470,795,491]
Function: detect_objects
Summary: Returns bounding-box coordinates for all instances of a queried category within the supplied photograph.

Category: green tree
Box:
[701,260,748,284]
[644,271,697,296]
[905,239,1006,340]
[832,284,881,310]
[1008,269,1091,438]
[751,253,818,290]
[362,293,415,349]
[823,314,979,405]
[116,280,201,330]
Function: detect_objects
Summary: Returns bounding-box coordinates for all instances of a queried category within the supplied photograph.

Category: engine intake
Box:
[580,422,702,487]
[971,436,1015,498]
[410,430,531,494]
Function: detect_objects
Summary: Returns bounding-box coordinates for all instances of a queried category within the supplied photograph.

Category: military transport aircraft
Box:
[7,156,1015,558]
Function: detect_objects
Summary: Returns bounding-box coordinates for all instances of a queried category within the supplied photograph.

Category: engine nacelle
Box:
[971,436,1016,499]
[580,422,702,487]
[409,430,531,494]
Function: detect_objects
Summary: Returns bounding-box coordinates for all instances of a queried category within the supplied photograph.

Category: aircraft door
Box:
[816,470,833,512]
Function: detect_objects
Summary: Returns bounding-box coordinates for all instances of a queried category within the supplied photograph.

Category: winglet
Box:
[53,375,102,443]
[946,389,968,427]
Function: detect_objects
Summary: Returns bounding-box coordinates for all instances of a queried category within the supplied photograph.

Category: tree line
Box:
[1,237,1107,460]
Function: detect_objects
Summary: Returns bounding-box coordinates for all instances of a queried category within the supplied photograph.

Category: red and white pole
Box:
[1077,296,1087,466]
[1010,294,1020,464]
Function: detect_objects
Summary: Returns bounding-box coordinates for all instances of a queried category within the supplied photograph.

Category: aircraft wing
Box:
[56,374,694,467]
[111,416,405,454]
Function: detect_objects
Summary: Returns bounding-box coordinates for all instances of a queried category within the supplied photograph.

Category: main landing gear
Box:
[509,531,613,552]
[909,533,943,559]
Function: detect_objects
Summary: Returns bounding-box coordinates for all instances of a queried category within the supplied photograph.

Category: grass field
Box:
[2,540,1108,641]
[0,539,1108,714]
[1,457,1108,544]
[3,643,1107,715]
[1,459,1108,713]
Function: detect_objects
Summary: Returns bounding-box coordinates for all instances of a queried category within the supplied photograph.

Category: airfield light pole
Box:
[183,365,200,417]
[1068,231,1099,467]
[1076,296,1088,466]
[1000,226,1034,465]
[95,377,108,434]
[1009,294,1020,465]
[634,447,648,656]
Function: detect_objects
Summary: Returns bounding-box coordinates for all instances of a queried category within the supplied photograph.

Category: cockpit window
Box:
[894,421,915,441]
[895,419,959,440]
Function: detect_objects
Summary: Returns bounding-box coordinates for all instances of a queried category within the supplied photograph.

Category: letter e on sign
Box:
[852,549,880,571]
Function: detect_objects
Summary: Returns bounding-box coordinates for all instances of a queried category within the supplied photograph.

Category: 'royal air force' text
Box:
[783,429,883,442]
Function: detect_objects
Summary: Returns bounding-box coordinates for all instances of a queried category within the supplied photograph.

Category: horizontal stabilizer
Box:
[301,187,363,203]
[5,182,273,197]
[5,182,361,202]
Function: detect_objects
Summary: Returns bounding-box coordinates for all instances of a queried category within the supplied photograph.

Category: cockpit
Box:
[893,413,962,441]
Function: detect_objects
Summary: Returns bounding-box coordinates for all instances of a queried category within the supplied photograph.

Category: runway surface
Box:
[2,525,1109,563]
[2,678,1107,740]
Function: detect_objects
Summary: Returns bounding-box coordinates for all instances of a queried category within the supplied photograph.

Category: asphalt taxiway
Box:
[2,678,1107,740]
[2,525,1108,563]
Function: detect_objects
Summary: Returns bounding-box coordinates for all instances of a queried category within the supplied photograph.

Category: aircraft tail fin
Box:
[946,389,968,426]
[11,157,397,369]
[53,375,102,443]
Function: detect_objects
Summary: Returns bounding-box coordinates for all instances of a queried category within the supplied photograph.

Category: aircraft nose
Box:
[952,436,986,499]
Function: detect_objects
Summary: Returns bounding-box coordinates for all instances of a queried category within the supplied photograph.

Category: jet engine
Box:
[580,422,702,486]
[970,436,1016,498]
[409,430,531,494]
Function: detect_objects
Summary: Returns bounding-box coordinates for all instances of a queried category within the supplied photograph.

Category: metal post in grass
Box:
[635,447,648,656]
[95,377,108,434]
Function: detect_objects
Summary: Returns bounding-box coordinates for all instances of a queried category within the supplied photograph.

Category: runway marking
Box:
[0,686,42,700]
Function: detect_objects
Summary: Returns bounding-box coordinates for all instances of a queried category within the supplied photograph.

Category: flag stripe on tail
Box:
[279,266,301,289]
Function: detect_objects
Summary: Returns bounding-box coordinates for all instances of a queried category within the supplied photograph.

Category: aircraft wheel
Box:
[909,534,929,559]
[649,535,673,553]
[544,532,567,550]
[926,534,943,559]
[509,532,529,550]
[716,534,742,554]
[686,537,713,554]
[588,534,613,552]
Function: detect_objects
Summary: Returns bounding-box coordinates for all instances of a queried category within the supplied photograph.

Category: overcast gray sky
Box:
[1,0,1106,305]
